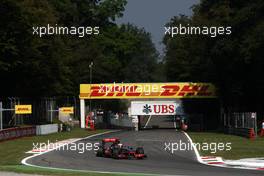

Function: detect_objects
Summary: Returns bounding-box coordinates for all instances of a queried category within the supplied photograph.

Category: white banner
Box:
[131,101,180,115]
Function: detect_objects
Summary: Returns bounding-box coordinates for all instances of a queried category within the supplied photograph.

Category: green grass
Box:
[0,164,145,176]
[188,132,264,160]
[0,128,126,175]
[0,165,128,176]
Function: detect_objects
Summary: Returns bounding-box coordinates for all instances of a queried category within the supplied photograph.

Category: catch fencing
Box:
[223,112,257,138]
[0,97,79,128]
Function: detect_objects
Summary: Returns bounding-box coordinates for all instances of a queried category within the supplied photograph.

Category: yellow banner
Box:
[60,107,74,114]
[15,105,32,114]
[80,82,216,99]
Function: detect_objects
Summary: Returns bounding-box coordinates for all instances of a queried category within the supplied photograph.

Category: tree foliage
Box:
[0,0,160,97]
[164,0,264,111]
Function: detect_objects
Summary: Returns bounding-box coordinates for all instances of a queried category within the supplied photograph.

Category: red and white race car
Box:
[96,138,147,159]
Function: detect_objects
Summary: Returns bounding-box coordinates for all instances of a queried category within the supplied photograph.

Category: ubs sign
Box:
[131,101,180,115]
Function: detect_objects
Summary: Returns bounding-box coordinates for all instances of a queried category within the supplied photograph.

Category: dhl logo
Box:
[15,105,32,114]
[60,107,74,114]
[80,83,216,99]
[17,108,30,111]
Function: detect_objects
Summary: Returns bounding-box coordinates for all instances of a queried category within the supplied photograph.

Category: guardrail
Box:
[225,127,255,139]
[109,117,134,130]
[110,117,133,127]
[0,126,36,142]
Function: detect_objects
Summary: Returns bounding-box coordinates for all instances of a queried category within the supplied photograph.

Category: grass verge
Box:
[188,132,264,160]
[0,165,127,176]
[0,128,126,175]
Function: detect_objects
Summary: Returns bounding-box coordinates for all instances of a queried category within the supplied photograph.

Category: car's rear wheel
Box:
[136,147,144,154]
[96,147,104,157]
[112,148,120,159]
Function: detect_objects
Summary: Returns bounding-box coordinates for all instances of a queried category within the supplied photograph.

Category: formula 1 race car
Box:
[96,138,146,159]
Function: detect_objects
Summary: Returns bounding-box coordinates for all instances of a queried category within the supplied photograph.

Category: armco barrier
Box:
[110,118,133,128]
[225,127,255,139]
[109,117,134,130]
[0,127,36,142]
[36,124,58,135]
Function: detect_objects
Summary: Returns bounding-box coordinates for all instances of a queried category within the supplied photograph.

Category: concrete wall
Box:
[36,124,58,135]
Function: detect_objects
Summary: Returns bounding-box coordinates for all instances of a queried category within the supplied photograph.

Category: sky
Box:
[116,0,199,55]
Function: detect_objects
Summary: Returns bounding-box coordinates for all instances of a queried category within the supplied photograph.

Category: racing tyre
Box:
[136,147,144,154]
[112,148,120,159]
[96,147,103,157]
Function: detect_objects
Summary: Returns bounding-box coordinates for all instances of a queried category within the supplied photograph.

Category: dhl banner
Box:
[80,82,217,99]
[15,105,32,114]
[59,107,74,114]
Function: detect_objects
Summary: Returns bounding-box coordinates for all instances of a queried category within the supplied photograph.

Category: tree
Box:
[163,0,264,112]
[0,0,160,98]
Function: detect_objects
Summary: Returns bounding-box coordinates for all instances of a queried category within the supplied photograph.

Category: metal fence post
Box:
[0,102,3,130]
[254,112,257,137]
[50,99,53,123]
[242,113,244,128]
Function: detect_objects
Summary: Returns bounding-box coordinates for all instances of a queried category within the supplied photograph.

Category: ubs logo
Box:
[143,104,152,114]
[142,104,175,114]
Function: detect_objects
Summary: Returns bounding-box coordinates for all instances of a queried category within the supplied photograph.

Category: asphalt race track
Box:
[26,116,264,176]
[140,115,179,129]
